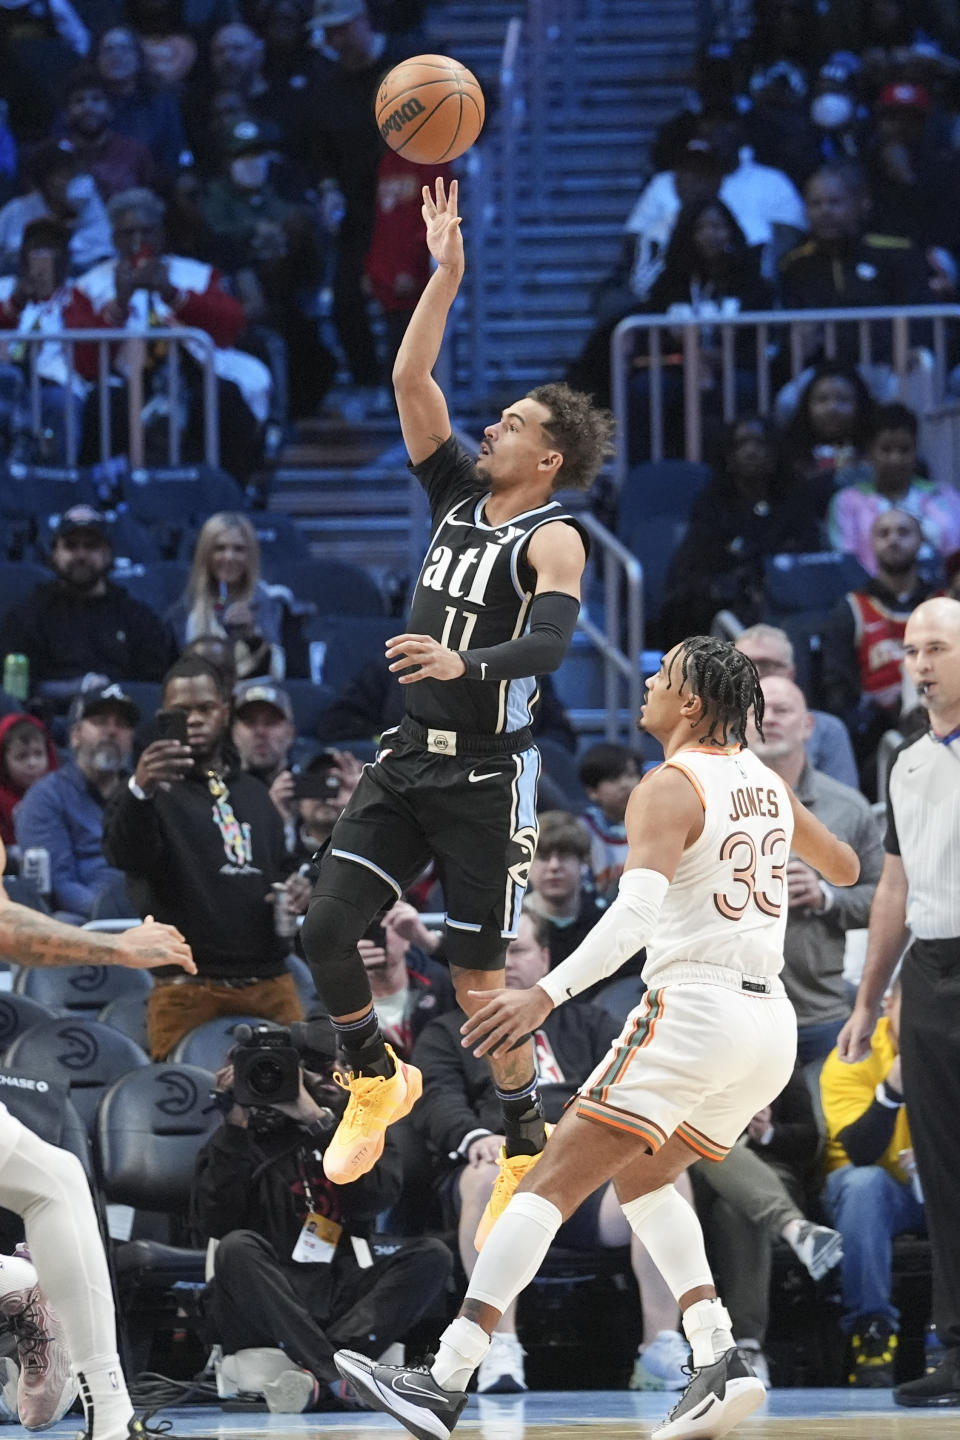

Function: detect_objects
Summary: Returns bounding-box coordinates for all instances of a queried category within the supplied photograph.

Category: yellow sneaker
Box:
[322,1045,422,1184]
[474,1125,553,1251]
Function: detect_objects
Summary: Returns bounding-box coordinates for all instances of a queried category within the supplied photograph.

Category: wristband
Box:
[876,1080,904,1109]
[128,775,150,801]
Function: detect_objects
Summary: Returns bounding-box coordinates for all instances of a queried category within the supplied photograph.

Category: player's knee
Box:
[301,890,371,965]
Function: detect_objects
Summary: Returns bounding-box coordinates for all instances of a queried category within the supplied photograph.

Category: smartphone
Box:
[292,768,340,801]
[155,708,189,744]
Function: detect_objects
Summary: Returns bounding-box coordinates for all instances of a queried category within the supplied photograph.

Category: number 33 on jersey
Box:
[641,746,794,989]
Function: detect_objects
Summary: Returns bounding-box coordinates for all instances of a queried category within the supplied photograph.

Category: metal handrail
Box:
[0,325,221,469]
[611,303,960,479]
[576,511,644,740]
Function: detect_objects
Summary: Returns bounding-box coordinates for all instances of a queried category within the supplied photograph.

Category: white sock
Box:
[682,1298,735,1369]
[0,1254,39,1298]
[75,1356,134,1440]
[431,1192,562,1391]
[431,1317,491,1391]
[621,1186,715,1298]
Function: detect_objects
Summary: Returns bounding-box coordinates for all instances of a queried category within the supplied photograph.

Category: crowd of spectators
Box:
[0,0,439,475]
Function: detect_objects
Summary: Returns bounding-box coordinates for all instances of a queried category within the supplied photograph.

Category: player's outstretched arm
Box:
[392,176,462,465]
[462,769,701,1058]
[787,789,860,886]
[0,885,195,973]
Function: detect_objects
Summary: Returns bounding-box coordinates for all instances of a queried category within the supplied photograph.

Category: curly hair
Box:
[665,635,765,745]
[526,381,616,492]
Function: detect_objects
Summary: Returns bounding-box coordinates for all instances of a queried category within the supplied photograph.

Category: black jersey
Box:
[406,435,588,735]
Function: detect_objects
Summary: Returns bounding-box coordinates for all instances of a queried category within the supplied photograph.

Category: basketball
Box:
[376,54,485,164]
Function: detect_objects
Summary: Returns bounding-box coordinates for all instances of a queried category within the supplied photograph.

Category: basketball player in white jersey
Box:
[334,635,860,1440]
[0,837,194,1440]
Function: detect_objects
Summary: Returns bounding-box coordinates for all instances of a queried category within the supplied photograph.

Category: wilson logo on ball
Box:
[379,97,426,139]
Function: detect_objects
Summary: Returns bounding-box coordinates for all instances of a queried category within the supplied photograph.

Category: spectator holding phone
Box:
[284,748,363,869]
[103,653,307,1057]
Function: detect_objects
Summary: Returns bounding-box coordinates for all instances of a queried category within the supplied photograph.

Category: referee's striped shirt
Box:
[886,729,960,939]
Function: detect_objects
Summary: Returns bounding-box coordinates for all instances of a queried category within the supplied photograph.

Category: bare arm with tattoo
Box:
[0,837,195,972]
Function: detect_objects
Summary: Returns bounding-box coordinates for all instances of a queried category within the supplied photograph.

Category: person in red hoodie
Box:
[364,150,454,380]
[0,714,59,847]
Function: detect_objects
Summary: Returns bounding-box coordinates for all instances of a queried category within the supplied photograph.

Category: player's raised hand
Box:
[461,985,554,1059]
[421,176,462,270]
[116,916,196,973]
[386,633,466,683]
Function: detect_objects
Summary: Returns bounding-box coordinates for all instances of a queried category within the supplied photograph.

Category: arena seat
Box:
[618,459,711,535]
[14,963,152,1017]
[283,678,336,739]
[275,558,386,616]
[0,992,59,1047]
[99,993,150,1054]
[304,615,396,692]
[95,1063,219,1373]
[3,1018,149,1130]
[168,1014,281,1071]
[117,561,190,617]
[250,514,312,570]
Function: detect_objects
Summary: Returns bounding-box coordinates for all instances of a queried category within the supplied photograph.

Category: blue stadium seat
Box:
[14,963,152,1016]
[0,466,97,521]
[115,562,190,616]
[251,514,312,572]
[304,615,396,692]
[0,992,58,1048]
[3,1018,149,1130]
[278,559,386,617]
[618,460,712,536]
[122,470,204,525]
[99,992,150,1053]
[168,1015,282,1070]
[763,552,869,616]
[625,514,690,631]
[283,678,336,739]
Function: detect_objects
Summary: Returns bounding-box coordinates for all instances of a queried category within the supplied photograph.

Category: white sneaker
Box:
[790,1221,843,1281]
[630,1330,691,1390]
[735,1340,771,1390]
[262,1368,319,1414]
[476,1333,527,1394]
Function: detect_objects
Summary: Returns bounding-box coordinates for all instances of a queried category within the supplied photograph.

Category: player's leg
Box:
[299,752,432,1182]
[611,988,797,1439]
[0,1110,134,1440]
[431,748,547,1244]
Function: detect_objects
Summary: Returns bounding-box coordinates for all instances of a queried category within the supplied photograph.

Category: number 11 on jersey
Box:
[439,605,478,651]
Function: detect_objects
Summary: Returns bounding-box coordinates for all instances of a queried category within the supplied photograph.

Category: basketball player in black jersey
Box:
[300,176,615,1224]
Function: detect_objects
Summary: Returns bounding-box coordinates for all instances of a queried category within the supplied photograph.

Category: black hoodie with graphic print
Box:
[103,763,288,978]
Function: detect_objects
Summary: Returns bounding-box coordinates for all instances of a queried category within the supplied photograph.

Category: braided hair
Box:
[664,635,765,745]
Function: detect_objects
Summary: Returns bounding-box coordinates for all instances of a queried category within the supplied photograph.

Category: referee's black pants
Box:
[899,941,960,1348]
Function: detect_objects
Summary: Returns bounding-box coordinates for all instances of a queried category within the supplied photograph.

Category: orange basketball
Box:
[376,53,485,164]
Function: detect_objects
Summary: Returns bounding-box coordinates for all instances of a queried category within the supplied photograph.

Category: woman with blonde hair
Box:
[167,512,306,679]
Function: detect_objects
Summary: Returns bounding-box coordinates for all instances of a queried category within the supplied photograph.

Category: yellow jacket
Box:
[821,1016,912,1181]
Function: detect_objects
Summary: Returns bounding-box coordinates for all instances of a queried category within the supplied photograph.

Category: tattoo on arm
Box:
[429,433,446,451]
[0,907,119,968]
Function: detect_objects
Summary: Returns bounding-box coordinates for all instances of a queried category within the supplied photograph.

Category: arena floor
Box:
[25,1391,957,1439]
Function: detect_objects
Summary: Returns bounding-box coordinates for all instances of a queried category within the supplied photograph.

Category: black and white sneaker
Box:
[334,1349,468,1440]
[791,1221,844,1282]
[651,1346,766,1440]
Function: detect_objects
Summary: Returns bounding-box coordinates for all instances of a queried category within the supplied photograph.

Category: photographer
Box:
[192,1017,452,1412]
[103,654,306,1058]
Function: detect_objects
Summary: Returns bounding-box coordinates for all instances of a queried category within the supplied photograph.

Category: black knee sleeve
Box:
[300,857,395,1015]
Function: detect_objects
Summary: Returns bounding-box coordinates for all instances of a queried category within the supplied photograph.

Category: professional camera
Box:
[232,1024,301,1106]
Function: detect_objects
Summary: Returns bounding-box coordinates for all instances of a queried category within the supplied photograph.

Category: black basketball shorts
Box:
[328,730,541,951]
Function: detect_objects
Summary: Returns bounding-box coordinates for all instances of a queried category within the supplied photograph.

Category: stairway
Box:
[270,0,701,598]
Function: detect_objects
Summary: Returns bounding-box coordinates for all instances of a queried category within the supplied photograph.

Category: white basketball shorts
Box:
[577,979,798,1160]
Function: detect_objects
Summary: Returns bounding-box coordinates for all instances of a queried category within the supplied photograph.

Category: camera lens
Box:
[248,1057,287,1098]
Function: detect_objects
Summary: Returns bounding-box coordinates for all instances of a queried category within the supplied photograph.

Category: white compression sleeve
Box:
[537,867,669,1007]
[464,1191,563,1311]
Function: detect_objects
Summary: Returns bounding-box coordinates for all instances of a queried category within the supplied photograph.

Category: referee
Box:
[838,596,960,1406]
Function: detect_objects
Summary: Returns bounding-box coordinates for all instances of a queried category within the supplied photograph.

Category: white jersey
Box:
[643,745,793,988]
